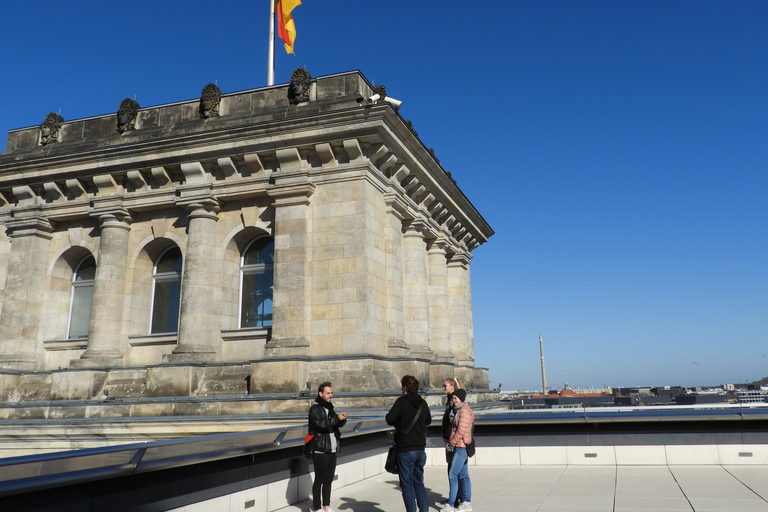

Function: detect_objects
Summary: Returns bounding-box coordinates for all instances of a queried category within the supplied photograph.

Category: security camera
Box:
[368,93,381,102]
[383,96,402,108]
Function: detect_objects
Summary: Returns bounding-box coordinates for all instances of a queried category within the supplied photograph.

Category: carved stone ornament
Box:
[39,112,64,146]
[116,98,140,134]
[199,83,222,119]
[373,84,387,98]
[288,67,312,105]
[404,120,418,138]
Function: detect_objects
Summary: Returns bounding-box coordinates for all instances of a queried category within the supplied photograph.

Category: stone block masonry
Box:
[0,70,494,412]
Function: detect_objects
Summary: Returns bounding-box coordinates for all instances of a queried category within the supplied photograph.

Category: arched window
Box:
[240,237,274,328]
[68,255,96,339]
[151,247,182,334]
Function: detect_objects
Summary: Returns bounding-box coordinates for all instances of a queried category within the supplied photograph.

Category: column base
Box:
[72,349,124,368]
[387,338,409,357]
[163,352,217,363]
[0,354,39,371]
[408,346,435,361]
[264,336,310,357]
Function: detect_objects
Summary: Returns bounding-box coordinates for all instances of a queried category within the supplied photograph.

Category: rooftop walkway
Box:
[275,465,768,512]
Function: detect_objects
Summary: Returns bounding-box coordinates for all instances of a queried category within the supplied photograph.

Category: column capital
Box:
[383,192,412,222]
[427,236,450,255]
[183,200,221,222]
[91,208,133,230]
[267,183,316,207]
[4,216,55,239]
[403,218,437,241]
[447,250,472,268]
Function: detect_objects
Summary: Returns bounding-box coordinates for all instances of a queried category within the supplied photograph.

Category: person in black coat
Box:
[386,375,432,512]
[308,382,348,512]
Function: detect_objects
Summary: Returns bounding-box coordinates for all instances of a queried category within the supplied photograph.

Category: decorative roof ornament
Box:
[288,67,311,105]
[199,83,222,119]
[116,98,140,134]
[39,112,64,146]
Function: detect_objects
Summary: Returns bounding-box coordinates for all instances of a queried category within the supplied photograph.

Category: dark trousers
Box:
[312,452,337,510]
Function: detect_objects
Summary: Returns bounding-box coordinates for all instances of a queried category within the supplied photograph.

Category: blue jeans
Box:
[448,447,471,506]
[398,450,429,512]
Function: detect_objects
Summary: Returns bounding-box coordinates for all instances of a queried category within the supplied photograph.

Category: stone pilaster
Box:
[264,183,315,357]
[0,216,54,370]
[168,199,221,360]
[402,219,433,360]
[448,250,475,365]
[427,238,454,363]
[74,210,132,366]
[383,193,408,357]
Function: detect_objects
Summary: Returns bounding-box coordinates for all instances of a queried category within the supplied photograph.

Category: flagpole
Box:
[267,0,276,86]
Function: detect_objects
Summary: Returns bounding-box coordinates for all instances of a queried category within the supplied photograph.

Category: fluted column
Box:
[170,200,221,360]
[427,238,454,363]
[75,211,132,366]
[403,220,433,360]
[448,251,474,365]
[0,216,54,370]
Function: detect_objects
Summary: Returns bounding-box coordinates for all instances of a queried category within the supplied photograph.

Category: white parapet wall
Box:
[167,444,768,512]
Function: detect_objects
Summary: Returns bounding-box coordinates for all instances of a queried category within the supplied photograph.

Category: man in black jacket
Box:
[308,382,348,512]
[386,375,432,512]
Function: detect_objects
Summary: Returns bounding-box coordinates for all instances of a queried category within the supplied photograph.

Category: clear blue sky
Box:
[1,1,766,390]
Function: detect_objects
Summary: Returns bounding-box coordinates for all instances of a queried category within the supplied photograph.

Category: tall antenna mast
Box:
[539,335,548,395]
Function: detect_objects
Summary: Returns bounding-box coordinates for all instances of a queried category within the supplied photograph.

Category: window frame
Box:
[149,246,183,335]
[238,236,274,329]
[67,255,96,339]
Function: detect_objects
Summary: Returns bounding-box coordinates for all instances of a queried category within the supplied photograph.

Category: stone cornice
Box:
[0,91,492,251]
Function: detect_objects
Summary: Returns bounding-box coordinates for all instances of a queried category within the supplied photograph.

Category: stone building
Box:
[0,71,494,407]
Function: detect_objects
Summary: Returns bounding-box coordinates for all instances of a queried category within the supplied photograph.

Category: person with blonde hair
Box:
[441,390,474,512]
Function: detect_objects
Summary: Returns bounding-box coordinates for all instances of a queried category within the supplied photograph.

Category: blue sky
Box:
[1,1,766,390]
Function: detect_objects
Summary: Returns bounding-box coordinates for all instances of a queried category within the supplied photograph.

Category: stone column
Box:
[74,210,132,366]
[402,220,433,360]
[383,194,408,357]
[448,251,475,365]
[427,238,454,363]
[168,200,221,360]
[0,216,54,370]
[263,183,315,357]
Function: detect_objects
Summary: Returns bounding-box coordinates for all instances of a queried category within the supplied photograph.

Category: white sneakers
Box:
[441,501,472,512]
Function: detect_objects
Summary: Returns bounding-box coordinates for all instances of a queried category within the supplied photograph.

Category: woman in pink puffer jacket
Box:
[442,394,474,512]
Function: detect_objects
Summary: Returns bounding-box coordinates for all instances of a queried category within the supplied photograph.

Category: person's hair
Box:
[401,375,419,394]
[444,377,464,390]
[318,382,332,394]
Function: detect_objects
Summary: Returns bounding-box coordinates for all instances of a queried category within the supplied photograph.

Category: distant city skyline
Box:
[1,1,766,390]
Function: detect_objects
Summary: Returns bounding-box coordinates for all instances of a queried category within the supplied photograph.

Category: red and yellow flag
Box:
[277,0,302,55]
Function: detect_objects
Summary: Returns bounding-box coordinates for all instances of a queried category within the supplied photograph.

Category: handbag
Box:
[466,436,476,458]
[302,433,317,459]
[385,403,424,474]
[385,445,399,473]
[466,422,476,458]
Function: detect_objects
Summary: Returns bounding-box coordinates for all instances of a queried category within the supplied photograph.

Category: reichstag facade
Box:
[0,70,493,407]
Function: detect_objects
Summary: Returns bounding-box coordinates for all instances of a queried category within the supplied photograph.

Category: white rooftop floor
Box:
[276,465,768,512]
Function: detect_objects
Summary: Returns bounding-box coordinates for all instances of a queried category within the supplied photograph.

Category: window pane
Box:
[156,247,182,273]
[69,285,94,338]
[75,256,96,281]
[241,270,273,328]
[151,278,181,333]
[243,239,274,266]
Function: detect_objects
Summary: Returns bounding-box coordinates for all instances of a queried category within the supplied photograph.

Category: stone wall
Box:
[0,71,494,407]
